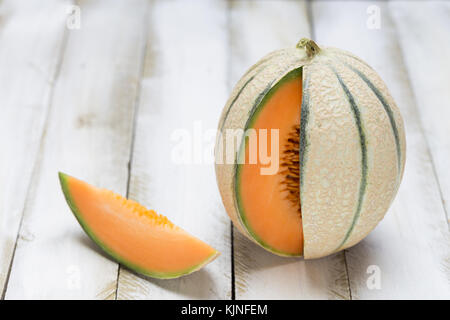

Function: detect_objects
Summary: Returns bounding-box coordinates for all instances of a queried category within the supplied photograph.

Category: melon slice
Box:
[236,68,303,256]
[59,173,219,279]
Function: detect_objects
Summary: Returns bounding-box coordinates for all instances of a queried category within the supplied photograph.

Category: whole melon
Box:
[215,38,406,259]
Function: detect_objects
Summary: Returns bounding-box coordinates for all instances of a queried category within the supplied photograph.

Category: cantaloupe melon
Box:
[59,173,219,279]
[215,38,406,259]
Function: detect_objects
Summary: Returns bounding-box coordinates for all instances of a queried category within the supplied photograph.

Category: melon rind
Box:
[299,49,405,259]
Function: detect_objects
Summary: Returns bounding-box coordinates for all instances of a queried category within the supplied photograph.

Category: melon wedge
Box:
[59,173,219,279]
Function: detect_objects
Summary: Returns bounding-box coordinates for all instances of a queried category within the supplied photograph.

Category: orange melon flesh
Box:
[237,68,303,256]
[59,173,219,279]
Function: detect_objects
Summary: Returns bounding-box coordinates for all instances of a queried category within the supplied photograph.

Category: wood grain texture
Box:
[0,0,70,296]
[230,0,350,300]
[311,0,450,299]
[4,0,148,299]
[116,0,231,300]
[390,1,450,226]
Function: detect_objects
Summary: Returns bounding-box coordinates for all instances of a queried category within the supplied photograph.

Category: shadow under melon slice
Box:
[236,67,303,256]
[59,173,219,279]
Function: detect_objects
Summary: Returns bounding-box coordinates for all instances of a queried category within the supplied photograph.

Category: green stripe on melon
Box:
[341,61,402,174]
[331,67,368,250]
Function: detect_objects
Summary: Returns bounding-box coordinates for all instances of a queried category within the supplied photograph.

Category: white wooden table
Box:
[0,0,449,300]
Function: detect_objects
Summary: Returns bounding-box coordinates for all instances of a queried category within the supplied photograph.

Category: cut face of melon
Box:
[59,173,219,279]
[236,68,303,256]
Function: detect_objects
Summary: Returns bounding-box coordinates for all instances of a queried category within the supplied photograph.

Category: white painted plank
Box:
[5,0,148,299]
[116,0,231,299]
[230,0,350,300]
[0,0,70,295]
[312,0,450,299]
[390,1,450,225]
